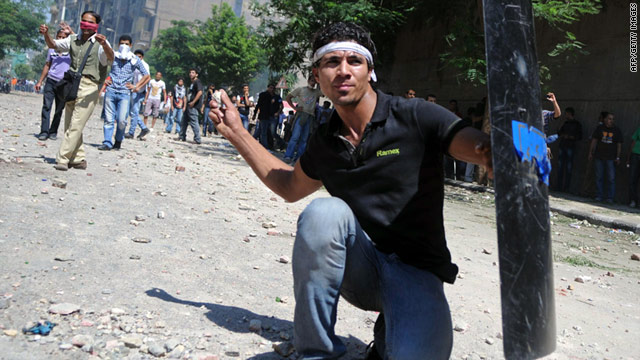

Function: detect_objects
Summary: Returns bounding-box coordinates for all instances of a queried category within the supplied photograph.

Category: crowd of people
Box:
[402,89,640,208]
[24,11,638,359]
[35,14,334,168]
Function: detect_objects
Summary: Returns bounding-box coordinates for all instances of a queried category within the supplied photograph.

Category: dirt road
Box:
[0,92,638,359]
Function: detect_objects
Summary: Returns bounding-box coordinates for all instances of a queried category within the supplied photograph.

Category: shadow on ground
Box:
[146,288,368,359]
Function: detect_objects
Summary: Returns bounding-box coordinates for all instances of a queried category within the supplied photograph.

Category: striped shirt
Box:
[107,56,148,94]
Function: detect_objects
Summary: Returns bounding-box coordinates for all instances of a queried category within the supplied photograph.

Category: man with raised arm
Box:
[40,11,114,171]
[208,22,492,359]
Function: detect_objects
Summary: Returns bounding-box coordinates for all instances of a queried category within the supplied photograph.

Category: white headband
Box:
[312,41,377,82]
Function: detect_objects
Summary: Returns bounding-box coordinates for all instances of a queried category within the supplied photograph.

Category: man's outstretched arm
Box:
[209,90,322,202]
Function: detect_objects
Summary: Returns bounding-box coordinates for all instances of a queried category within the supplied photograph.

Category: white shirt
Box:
[133,59,150,85]
[147,79,166,101]
[53,33,110,66]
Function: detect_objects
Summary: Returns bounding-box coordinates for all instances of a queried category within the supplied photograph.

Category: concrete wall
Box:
[382,0,639,203]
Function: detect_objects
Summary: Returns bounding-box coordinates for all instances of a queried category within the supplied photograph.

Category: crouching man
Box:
[208,22,492,359]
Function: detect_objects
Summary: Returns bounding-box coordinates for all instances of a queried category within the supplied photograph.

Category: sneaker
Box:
[194,140,201,145]
[97,144,111,151]
[69,160,87,170]
[630,201,637,208]
[48,133,57,140]
[38,133,48,140]
[137,128,150,139]
[113,141,121,150]
[124,133,134,139]
[175,137,186,141]
[53,163,68,171]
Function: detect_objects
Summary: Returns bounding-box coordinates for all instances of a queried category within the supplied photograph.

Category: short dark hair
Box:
[268,83,276,88]
[81,11,101,24]
[427,94,437,99]
[177,77,184,82]
[449,99,457,104]
[189,68,199,75]
[311,22,377,69]
[56,29,66,36]
[118,34,132,44]
[565,107,575,115]
[134,49,144,56]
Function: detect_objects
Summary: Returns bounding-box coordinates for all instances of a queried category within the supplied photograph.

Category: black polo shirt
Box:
[300,90,467,283]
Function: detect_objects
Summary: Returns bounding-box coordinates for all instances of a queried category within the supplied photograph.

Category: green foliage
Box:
[14,63,34,79]
[194,3,262,88]
[0,0,48,60]
[29,49,48,76]
[146,20,198,87]
[251,0,415,73]
[147,4,262,91]
[439,0,602,86]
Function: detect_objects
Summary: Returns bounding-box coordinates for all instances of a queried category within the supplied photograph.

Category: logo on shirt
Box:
[376,148,400,157]
[601,131,614,144]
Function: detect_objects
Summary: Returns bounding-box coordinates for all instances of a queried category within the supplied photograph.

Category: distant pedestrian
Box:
[427,94,437,103]
[556,107,582,192]
[39,11,114,171]
[165,79,186,134]
[35,29,71,141]
[627,125,640,208]
[283,76,322,162]
[253,83,283,150]
[236,84,253,130]
[143,71,166,130]
[125,49,151,139]
[404,89,416,99]
[177,68,203,144]
[588,112,623,203]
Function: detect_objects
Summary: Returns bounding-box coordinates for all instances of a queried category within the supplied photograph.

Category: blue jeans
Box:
[166,107,183,133]
[239,113,249,130]
[629,153,640,204]
[595,159,616,201]
[103,90,131,147]
[128,91,147,135]
[292,198,453,359]
[203,106,214,134]
[556,146,575,192]
[179,107,201,142]
[259,116,277,150]
[284,112,312,160]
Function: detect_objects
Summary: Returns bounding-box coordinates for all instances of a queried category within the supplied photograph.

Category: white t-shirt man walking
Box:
[143,71,166,129]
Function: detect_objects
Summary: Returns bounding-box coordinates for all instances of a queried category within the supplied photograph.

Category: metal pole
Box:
[61,0,67,22]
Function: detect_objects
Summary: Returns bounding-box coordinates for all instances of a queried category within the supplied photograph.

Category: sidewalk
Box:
[445,179,640,234]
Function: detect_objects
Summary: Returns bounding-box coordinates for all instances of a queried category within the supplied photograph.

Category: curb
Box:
[444,179,640,234]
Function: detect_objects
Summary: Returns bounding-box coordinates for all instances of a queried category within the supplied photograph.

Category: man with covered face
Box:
[207,22,493,359]
[98,34,150,151]
[40,11,114,170]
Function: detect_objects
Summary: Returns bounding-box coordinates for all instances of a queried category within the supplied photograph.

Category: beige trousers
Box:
[56,77,99,165]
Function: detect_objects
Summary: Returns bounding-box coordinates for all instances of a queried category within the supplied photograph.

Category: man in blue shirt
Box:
[98,35,149,150]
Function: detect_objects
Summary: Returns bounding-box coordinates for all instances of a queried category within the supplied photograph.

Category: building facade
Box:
[49,0,263,50]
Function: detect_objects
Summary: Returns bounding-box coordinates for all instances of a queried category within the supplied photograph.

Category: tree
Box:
[438,0,601,85]
[0,0,48,60]
[194,3,262,88]
[14,63,34,79]
[253,0,600,86]
[251,0,414,74]
[146,20,199,87]
[30,49,48,77]
[147,4,262,90]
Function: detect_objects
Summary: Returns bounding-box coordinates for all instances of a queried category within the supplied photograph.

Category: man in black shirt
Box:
[588,112,622,202]
[178,68,203,144]
[208,22,492,359]
[556,107,582,192]
[253,83,283,150]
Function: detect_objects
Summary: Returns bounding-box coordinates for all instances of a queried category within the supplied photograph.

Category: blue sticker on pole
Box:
[511,120,551,186]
